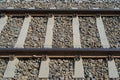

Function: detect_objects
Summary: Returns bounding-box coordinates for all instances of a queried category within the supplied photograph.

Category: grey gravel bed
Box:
[52,17,73,48]
[79,17,102,48]
[83,59,109,80]
[102,17,120,48]
[49,58,110,80]
[24,17,47,48]
[0,16,24,48]
[0,2,119,9]
[49,59,74,80]
[0,58,8,80]
[13,58,41,80]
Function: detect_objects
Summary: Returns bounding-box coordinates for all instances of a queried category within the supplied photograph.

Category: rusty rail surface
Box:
[0,48,120,58]
[0,9,120,16]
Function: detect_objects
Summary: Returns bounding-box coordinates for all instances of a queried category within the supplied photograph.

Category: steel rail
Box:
[0,9,120,16]
[0,9,120,58]
[0,48,120,58]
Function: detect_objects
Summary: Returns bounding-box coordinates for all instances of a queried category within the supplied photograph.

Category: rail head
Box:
[0,9,120,16]
[0,48,120,58]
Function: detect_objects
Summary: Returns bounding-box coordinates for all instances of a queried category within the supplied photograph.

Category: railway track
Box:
[0,9,120,79]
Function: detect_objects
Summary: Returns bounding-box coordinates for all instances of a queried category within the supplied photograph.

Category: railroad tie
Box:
[73,58,84,79]
[14,15,31,48]
[72,7,83,79]
[40,18,54,79]
[96,16,110,48]
[72,15,81,48]
[0,15,8,33]
[108,59,119,79]
[3,58,19,78]
[72,7,84,78]
[44,16,54,48]
[38,58,50,79]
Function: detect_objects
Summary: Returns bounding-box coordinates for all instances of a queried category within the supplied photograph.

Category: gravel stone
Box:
[83,59,109,80]
[102,17,120,48]
[0,16,24,48]
[0,2,120,9]
[0,58,8,80]
[24,17,47,48]
[14,58,41,80]
[53,17,73,48]
[49,59,74,80]
[79,17,102,48]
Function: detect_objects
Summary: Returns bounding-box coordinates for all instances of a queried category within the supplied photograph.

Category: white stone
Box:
[44,16,54,48]
[96,16,110,48]
[15,15,31,48]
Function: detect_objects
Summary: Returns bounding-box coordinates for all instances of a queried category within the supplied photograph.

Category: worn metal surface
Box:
[0,48,119,58]
[0,9,120,16]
